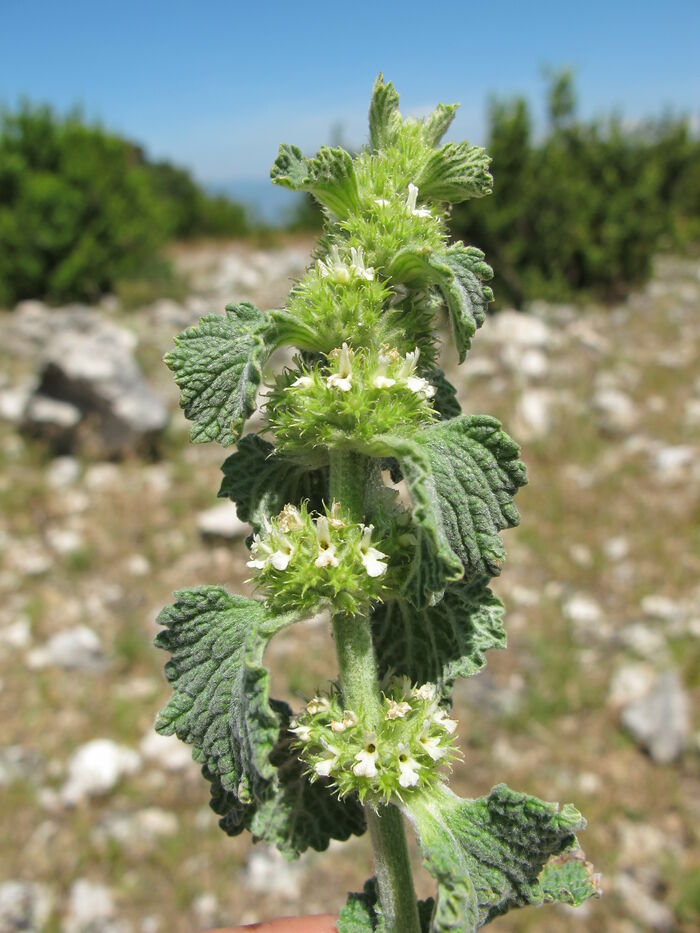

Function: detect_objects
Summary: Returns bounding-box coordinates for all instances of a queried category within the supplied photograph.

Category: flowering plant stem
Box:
[155,74,601,931]
[330,450,422,933]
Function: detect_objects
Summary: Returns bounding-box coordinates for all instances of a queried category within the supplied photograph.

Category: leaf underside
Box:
[164,302,276,446]
[427,368,462,420]
[271,144,359,218]
[403,783,599,930]
[219,434,329,532]
[206,709,365,858]
[372,579,505,691]
[337,878,434,933]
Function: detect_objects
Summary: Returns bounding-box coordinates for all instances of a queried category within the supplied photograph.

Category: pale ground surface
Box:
[0,240,698,932]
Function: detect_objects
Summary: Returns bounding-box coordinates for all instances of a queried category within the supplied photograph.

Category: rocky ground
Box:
[0,240,698,932]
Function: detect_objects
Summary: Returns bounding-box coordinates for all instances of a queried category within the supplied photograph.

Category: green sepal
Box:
[402,783,599,931]
[422,103,459,147]
[427,369,461,420]
[205,705,366,858]
[369,73,402,151]
[372,579,505,691]
[415,141,492,203]
[164,303,277,446]
[218,434,329,533]
[154,587,295,802]
[364,416,526,606]
[337,878,435,933]
[388,244,494,362]
[271,144,360,218]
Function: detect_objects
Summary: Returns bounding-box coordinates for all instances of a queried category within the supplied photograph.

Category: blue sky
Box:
[2,0,699,185]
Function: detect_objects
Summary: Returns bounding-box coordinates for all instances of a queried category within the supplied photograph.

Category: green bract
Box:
[156,74,600,932]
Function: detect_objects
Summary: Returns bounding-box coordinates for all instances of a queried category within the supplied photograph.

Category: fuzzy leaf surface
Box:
[403,783,598,930]
[218,434,328,532]
[337,878,434,933]
[388,244,494,361]
[205,716,366,858]
[415,141,492,203]
[365,416,526,606]
[164,303,275,446]
[154,587,294,802]
[369,73,402,151]
[271,144,360,218]
[372,579,505,690]
[422,103,459,147]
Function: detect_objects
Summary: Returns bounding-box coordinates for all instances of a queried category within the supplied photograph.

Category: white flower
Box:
[374,198,390,208]
[290,722,312,742]
[412,682,438,702]
[419,732,447,761]
[306,696,331,715]
[328,500,345,529]
[269,533,295,571]
[358,524,388,578]
[246,535,272,570]
[314,740,340,777]
[314,516,339,568]
[385,698,412,720]
[406,183,431,218]
[432,708,458,734]
[371,353,396,389]
[397,744,421,788]
[326,342,353,391]
[317,245,351,283]
[330,709,359,733]
[353,734,379,778]
[289,375,313,389]
[349,246,375,281]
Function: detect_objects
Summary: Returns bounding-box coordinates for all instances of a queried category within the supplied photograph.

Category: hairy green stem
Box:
[329,449,421,933]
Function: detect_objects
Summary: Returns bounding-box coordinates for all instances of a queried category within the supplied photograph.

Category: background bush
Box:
[451,72,700,307]
[0,104,248,307]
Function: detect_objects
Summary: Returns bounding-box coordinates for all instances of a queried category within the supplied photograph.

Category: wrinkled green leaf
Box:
[155,587,293,802]
[271,144,360,218]
[415,141,492,203]
[364,416,526,606]
[164,303,276,446]
[372,579,505,690]
[540,846,602,907]
[206,711,366,858]
[218,434,328,533]
[403,783,598,931]
[422,103,459,147]
[337,878,435,933]
[427,368,461,420]
[369,73,402,151]
[388,244,494,362]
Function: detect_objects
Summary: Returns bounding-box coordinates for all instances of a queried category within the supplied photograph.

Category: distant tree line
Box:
[0,104,249,307]
[451,71,700,306]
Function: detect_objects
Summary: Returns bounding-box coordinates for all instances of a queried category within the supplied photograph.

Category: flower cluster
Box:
[266,344,437,451]
[247,502,389,616]
[290,679,459,804]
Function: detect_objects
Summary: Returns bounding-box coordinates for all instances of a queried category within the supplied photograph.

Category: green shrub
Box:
[451,72,700,307]
[0,104,248,307]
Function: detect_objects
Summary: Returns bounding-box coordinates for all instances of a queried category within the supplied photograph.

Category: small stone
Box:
[614,872,674,932]
[641,595,683,621]
[603,536,629,561]
[61,739,141,805]
[620,670,689,763]
[94,808,178,851]
[244,845,303,900]
[562,593,607,641]
[484,310,552,348]
[0,384,34,423]
[65,879,119,933]
[46,457,81,489]
[593,388,638,434]
[24,394,81,428]
[8,542,53,577]
[0,881,53,931]
[514,389,554,441]
[84,463,121,491]
[45,527,85,555]
[617,623,667,660]
[608,663,657,708]
[191,894,219,928]
[123,554,151,577]
[139,731,194,772]
[653,444,694,481]
[0,618,31,650]
[569,544,592,567]
[197,502,249,540]
[27,626,104,672]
